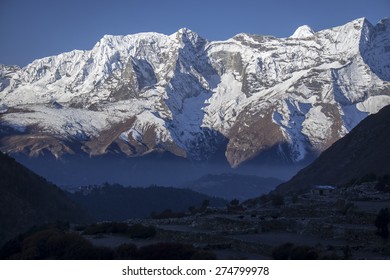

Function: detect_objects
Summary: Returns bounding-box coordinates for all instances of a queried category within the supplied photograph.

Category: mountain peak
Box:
[94,31,169,48]
[352,17,367,23]
[177,27,195,34]
[347,17,373,33]
[290,25,315,39]
[173,28,206,47]
[376,17,390,30]
[379,17,390,24]
[0,18,389,168]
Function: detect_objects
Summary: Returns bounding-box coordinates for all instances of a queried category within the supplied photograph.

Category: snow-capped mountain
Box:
[0,18,389,166]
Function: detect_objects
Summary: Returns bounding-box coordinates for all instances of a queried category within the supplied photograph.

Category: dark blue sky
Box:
[0,0,389,67]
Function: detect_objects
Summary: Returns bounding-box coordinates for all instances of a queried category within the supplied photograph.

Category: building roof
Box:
[314,185,336,190]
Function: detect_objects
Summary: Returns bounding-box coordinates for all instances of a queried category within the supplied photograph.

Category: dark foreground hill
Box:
[0,152,86,245]
[275,105,390,194]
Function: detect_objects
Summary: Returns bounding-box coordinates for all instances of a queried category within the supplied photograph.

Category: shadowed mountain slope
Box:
[0,152,86,245]
[275,104,390,194]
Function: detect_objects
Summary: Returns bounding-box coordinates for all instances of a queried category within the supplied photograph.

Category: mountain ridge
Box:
[1,17,389,167]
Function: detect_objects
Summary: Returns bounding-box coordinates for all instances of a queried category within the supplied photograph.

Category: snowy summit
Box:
[290,25,315,39]
[0,18,390,167]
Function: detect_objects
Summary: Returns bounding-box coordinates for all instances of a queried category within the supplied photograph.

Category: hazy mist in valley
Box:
[14,153,307,189]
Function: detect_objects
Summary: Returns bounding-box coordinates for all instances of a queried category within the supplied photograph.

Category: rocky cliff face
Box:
[1,18,389,166]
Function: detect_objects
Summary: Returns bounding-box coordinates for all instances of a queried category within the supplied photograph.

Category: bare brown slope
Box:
[275,105,390,194]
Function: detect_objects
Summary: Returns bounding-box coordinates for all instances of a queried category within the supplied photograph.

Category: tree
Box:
[375,208,390,238]
[229,199,240,206]
[271,194,284,207]
[376,175,390,193]
[227,198,244,212]
[201,199,210,209]
[188,206,196,214]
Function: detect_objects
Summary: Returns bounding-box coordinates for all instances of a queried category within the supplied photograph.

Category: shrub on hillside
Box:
[375,208,390,239]
[1,227,214,260]
[1,229,114,259]
[82,222,156,239]
[376,175,390,193]
[115,243,138,260]
[271,194,285,207]
[83,222,128,235]
[150,209,186,219]
[136,243,202,260]
[127,224,156,239]
[272,243,318,260]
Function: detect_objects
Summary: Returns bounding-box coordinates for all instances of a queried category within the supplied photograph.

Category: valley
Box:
[0,17,390,260]
[115,181,390,260]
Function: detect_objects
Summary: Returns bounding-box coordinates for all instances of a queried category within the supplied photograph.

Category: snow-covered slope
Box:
[1,18,389,166]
